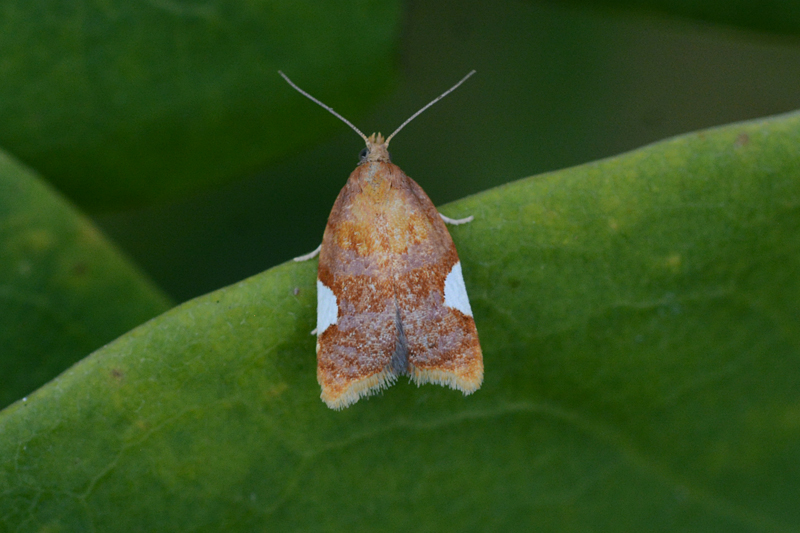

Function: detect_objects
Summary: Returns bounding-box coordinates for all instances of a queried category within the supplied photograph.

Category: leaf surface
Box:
[0,150,171,409]
[1,111,799,531]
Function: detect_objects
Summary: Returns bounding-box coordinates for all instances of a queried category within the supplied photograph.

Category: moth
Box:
[283,71,483,410]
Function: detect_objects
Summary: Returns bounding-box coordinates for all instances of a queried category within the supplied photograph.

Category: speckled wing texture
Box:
[315,160,483,410]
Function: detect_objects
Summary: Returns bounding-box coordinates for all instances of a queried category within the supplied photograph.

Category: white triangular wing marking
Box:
[316,279,338,335]
[443,261,473,317]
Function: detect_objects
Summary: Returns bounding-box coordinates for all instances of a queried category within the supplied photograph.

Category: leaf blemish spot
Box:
[735,132,750,147]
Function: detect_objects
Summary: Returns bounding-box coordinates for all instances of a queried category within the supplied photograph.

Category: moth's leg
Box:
[440,213,474,225]
[293,244,321,262]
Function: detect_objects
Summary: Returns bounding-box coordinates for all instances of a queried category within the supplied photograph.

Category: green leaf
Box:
[2,110,800,530]
[0,1,403,210]
[0,149,171,410]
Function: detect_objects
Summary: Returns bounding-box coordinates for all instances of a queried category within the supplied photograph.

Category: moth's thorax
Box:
[333,162,431,258]
[351,160,401,199]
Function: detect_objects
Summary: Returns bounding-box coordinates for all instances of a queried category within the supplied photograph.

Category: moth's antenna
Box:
[385,70,476,145]
[279,71,369,143]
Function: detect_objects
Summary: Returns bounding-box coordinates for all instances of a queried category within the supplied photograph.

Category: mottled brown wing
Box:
[394,176,483,393]
[315,162,400,409]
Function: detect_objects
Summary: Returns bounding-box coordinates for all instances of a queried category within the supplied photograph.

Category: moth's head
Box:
[359,133,391,164]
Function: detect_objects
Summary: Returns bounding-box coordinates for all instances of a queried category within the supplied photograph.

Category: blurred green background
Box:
[41,0,800,303]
